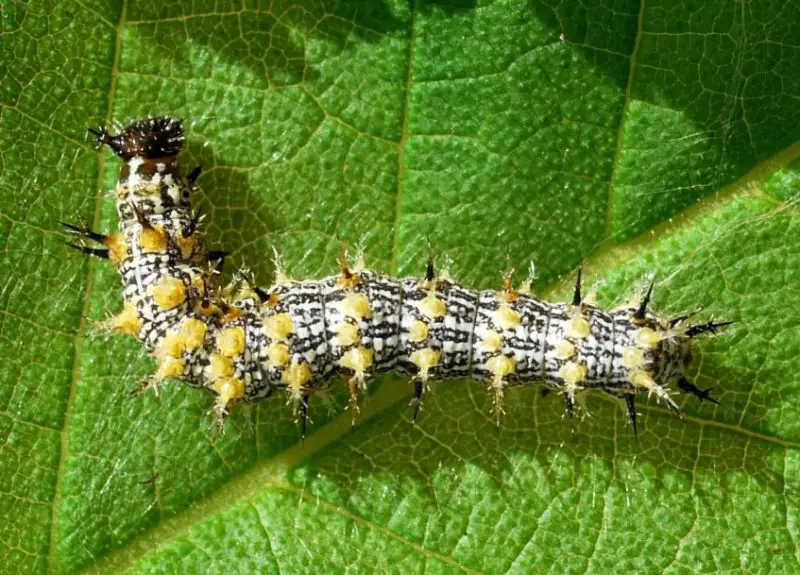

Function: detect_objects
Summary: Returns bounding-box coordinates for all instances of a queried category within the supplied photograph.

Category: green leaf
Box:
[1,1,799,573]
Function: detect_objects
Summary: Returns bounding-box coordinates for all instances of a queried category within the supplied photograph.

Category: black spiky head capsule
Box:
[89,116,185,159]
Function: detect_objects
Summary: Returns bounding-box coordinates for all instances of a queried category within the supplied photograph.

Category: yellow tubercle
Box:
[565,313,591,339]
[340,292,372,320]
[622,346,646,370]
[104,234,128,264]
[208,353,234,379]
[419,291,446,320]
[335,322,361,347]
[266,342,290,368]
[408,320,429,343]
[493,304,521,330]
[105,301,141,336]
[155,355,185,380]
[486,354,516,389]
[176,234,196,259]
[554,340,576,360]
[139,225,169,253]
[213,377,245,411]
[410,347,441,381]
[180,318,207,351]
[282,361,312,393]
[634,327,662,349]
[559,361,587,386]
[222,306,243,324]
[339,346,374,379]
[630,370,657,391]
[264,313,295,341]
[149,276,186,310]
[158,331,184,358]
[482,329,502,352]
[217,326,246,357]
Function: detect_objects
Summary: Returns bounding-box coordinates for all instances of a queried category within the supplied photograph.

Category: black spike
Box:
[187,165,202,185]
[540,387,552,398]
[685,320,735,338]
[411,380,424,424]
[208,250,230,274]
[625,395,638,439]
[669,311,697,328]
[60,221,108,243]
[425,257,435,282]
[634,277,655,320]
[87,126,112,148]
[572,266,582,306]
[253,286,270,304]
[677,377,721,405]
[130,204,152,229]
[299,394,310,441]
[65,242,109,259]
[564,393,575,418]
[184,209,203,237]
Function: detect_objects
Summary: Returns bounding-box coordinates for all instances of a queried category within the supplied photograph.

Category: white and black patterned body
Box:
[65,117,730,435]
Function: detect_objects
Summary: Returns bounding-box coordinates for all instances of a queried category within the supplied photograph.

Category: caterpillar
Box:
[64,116,732,437]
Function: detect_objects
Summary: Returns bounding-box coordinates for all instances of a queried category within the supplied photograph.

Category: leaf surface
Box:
[1,1,799,573]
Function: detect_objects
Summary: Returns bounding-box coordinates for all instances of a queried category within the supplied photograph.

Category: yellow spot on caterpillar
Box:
[635,327,662,348]
[265,293,281,308]
[554,340,576,360]
[282,361,311,392]
[408,320,429,343]
[197,299,219,317]
[335,322,361,347]
[191,273,206,292]
[176,234,196,259]
[222,306,242,323]
[630,370,657,391]
[486,354,516,388]
[336,271,361,289]
[340,292,372,320]
[217,326,245,357]
[213,377,244,407]
[622,346,646,370]
[565,314,591,339]
[158,331,184,358]
[107,301,141,336]
[419,292,446,320]
[493,304,521,330]
[139,225,168,253]
[155,355,185,380]
[158,318,209,358]
[104,234,128,264]
[410,347,441,381]
[180,318,207,351]
[339,346,374,379]
[482,329,502,352]
[208,353,234,379]
[150,276,186,310]
[559,361,587,385]
[266,342,289,368]
[265,313,294,341]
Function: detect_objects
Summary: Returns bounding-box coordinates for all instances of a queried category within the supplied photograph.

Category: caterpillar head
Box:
[89,116,185,159]
[92,117,196,226]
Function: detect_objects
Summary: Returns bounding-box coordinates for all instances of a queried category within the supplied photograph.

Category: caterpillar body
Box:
[64,117,730,436]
